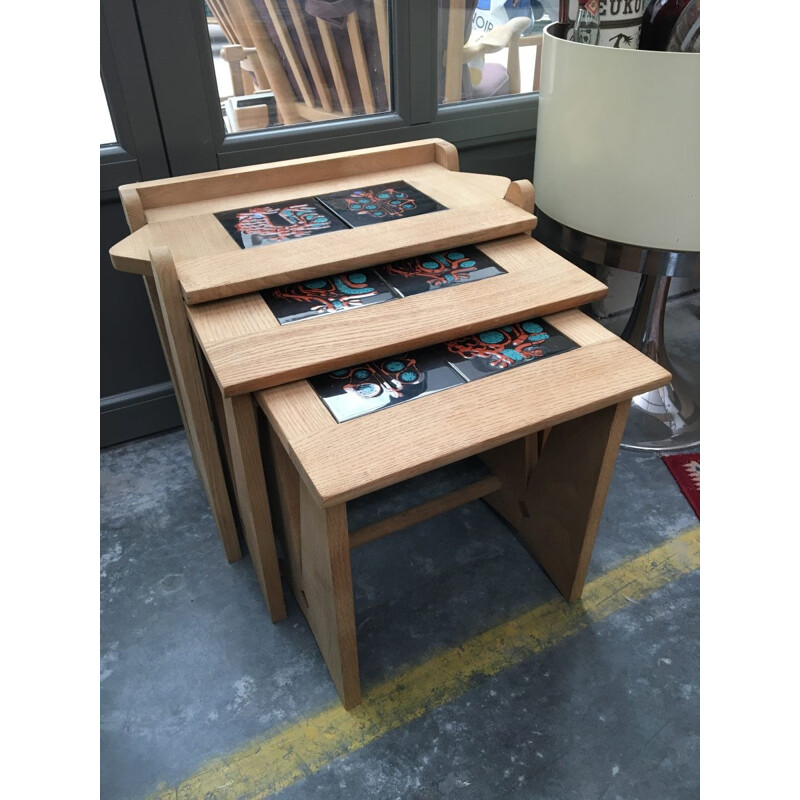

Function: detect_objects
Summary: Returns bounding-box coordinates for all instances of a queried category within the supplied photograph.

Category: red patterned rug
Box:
[661,453,700,518]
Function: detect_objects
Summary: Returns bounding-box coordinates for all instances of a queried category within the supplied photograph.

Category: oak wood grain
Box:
[286,0,334,111]
[504,178,535,214]
[189,292,280,346]
[298,479,361,708]
[434,140,460,171]
[317,17,353,115]
[110,164,517,282]
[195,235,606,394]
[482,402,630,602]
[150,248,243,562]
[346,11,375,113]
[373,0,391,101]
[109,215,240,276]
[257,310,671,507]
[349,476,502,549]
[222,394,287,621]
[180,202,536,304]
[118,185,146,232]
[122,139,449,211]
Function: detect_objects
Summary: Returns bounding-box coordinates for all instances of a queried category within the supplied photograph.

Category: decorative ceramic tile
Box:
[214,196,349,249]
[439,319,578,381]
[310,347,465,423]
[262,269,399,325]
[315,181,447,228]
[376,245,506,297]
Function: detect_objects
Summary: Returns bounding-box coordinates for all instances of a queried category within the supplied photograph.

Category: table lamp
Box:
[532,22,700,450]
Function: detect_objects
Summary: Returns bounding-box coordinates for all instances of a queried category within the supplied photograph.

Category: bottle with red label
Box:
[566,1,643,49]
[571,0,600,44]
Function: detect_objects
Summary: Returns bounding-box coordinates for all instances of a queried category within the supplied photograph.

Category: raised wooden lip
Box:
[257,309,672,507]
[189,234,608,396]
[119,139,460,212]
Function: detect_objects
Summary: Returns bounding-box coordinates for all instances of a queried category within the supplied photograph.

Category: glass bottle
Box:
[571,0,600,45]
[639,0,690,51]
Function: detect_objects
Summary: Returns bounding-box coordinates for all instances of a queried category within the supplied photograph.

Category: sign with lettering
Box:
[567,0,644,48]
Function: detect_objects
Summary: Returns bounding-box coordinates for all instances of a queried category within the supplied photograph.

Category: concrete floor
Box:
[100,293,700,800]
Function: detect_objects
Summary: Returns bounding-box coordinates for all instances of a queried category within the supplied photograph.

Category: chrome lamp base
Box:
[533,210,699,452]
[620,274,699,451]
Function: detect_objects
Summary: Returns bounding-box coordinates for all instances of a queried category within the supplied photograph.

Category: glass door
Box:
[100,0,542,445]
[100,0,169,189]
[101,0,176,446]
[132,0,539,172]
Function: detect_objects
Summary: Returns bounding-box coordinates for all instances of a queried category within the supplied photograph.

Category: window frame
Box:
[129,0,539,175]
[100,0,169,197]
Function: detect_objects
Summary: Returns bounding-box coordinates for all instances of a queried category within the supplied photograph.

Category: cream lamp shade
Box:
[533,24,700,252]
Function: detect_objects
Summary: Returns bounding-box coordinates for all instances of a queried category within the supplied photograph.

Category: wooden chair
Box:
[214,0,531,130]
[207,0,271,98]
[519,32,544,93]
[441,1,531,104]
[207,0,390,126]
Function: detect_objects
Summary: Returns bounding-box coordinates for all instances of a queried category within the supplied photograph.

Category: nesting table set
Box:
[110,139,670,709]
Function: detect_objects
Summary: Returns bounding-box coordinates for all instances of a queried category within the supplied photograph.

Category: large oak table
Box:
[111,138,670,707]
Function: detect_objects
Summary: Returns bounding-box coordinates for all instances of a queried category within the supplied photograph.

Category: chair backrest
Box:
[228,0,391,125]
[207,0,271,93]
[439,0,479,105]
[215,0,520,128]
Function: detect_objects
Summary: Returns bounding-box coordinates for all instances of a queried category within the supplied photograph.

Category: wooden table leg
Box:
[299,481,361,708]
[268,429,360,708]
[197,348,248,540]
[150,248,242,564]
[222,394,287,623]
[142,274,188,425]
[482,401,630,602]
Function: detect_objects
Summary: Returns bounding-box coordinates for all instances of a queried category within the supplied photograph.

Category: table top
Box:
[189,233,608,396]
[110,138,669,488]
[109,139,537,304]
[258,308,671,507]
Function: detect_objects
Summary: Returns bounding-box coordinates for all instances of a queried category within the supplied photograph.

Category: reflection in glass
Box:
[438,0,551,105]
[205,0,393,134]
[100,77,117,146]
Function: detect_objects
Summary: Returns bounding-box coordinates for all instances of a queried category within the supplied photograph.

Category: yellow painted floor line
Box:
[150,526,700,800]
